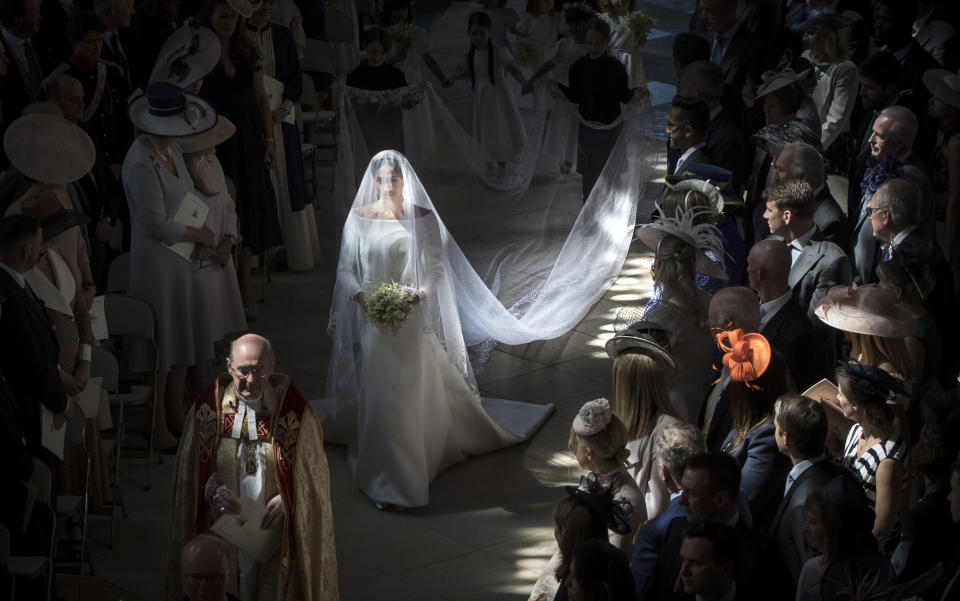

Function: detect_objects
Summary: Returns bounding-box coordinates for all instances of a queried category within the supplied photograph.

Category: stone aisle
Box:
[67,0,695,599]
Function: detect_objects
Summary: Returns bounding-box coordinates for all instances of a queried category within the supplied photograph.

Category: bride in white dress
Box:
[323,151,553,508]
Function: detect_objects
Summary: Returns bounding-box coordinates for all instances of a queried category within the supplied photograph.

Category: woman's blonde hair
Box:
[807,28,849,64]
[568,414,630,465]
[846,331,915,381]
[612,352,678,440]
[654,234,707,323]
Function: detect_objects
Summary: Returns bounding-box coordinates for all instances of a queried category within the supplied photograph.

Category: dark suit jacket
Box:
[717,26,766,108]
[897,41,940,160]
[706,109,750,192]
[645,514,762,601]
[813,187,846,253]
[0,268,67,453]
[723,419,792,534]
[673,146,714,176]
[765,458,845,599]
[0,37,37,168]
[632,495,685,600]
[100,29,135,89]
[787,227,852,326]
[761,297,817,389]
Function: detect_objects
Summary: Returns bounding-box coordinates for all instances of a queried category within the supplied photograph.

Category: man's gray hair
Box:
[653,422,706,479]
[879,105,918,148]
[784,142,825,189]
[875,178,920,227]
[679,60,724,99]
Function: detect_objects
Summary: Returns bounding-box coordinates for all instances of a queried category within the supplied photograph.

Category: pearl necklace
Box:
[149,139,171,163]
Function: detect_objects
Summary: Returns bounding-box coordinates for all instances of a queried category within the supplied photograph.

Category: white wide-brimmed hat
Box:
[149,19,220,88]
[176,116,236,154]
[3,114,95,185]
[128,82,217,137]
[923,68,960,111]
[814,283,920,338]
[226,0,253,18]
[756,67,810,99]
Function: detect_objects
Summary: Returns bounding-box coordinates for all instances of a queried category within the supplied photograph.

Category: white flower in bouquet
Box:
[623,10,655,45]
[513,37,539,69]
[387,22,419,52]
[366,282,416,332]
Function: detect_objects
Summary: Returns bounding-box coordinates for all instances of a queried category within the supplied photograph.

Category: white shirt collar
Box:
[891,225,917,249]
[785,455,823,495]
[759,290,792,327]
[676,143,706,172]
[0,261,26,288]
[2,28,27,47]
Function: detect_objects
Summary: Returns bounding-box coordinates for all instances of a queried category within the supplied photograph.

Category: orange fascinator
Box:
[716,328,771,384]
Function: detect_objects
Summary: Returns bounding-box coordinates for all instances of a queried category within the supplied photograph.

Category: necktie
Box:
[881,244,892,262]
[22,40,42,96]
[784,473,795,496]
[711,35,725,64]
[110,34,129,83]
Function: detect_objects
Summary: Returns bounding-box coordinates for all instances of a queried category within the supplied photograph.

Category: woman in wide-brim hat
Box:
[604,320,682,520]
[121,81,219,451]
[3,113,96,186]
[923,68,960,271]
[179,115,248,345]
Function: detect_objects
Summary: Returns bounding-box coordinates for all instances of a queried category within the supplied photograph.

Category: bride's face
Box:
[375,164,404,205]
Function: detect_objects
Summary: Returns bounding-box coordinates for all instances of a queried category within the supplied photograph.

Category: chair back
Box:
[301,39,335,73]
[90,347,119,393]
[103,294,156,341]
[106,252,130,294]
[300,72,318,110]
[325,10,355,44]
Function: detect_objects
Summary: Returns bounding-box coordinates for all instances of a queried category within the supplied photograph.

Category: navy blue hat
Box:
[128,82,217,137]
[665,163,739,207]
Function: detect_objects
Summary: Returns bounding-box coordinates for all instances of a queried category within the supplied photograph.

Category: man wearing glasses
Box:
[169,333,339,601]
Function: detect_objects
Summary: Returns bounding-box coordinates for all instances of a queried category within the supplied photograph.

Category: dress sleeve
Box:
[821,61,858,149]
[336,215,363,299]
[415,26,431,55]
[125,159,187,246]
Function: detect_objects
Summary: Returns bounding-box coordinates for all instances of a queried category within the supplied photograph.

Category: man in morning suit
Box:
[747,240,817,389]
[644,452,761,601]
[0,0,44,168]
[771,142,846,252]
[766,394,844,599]
[699,0,766,108]
[763,180,852,326]
[0,215,69,461]
[679,521,742,601]
[667,95,714,177]
[631,422,707,599]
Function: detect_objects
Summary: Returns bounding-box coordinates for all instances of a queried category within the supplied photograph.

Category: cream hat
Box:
[923,68,960,111]
[815,283,920,338]
[176,116,237,154]
[149,20,220,88]
[3,114,95,185]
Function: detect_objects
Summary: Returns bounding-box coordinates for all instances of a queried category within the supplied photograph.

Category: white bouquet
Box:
[387,22,418,52]
[623,10,656,45]
[366,282,416,332]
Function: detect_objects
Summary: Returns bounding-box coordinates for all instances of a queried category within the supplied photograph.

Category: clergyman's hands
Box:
[213,486,242,514]
[262,494,284,529]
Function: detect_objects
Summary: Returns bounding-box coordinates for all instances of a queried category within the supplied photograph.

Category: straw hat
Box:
[176,116,236,154]
[3,114,95,185]
[923,68,960,111]
[226,0,253,18]
[149,20,220,88]
[604,320,677,374]
[814,283,920,338]
[756,67,810,99]
[128,82,217,137]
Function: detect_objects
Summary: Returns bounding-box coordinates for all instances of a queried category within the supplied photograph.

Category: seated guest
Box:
[630,422,707,599]
[702,286,761,451]
[0,214,69,463]
[566,539,634,601]
[646,452,761,600]
[678,520,740,601]
[794,13,859,176]
[747,240,817,388]
[797,475,895,601]
[679,61,750,192]
[181,534,235,601]
[567,398,645,555]
[836,361,908,550]
[716,331,793,533]
[661,173,744,291]
[605,321,682,520]
[767,394,843,598]
[762,180,851,325]
[770,142,846,251]
[666,95,714,176]
[169,333,338,600]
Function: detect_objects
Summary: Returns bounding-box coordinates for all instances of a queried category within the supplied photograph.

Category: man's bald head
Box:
[227,333,275,401]
[43,73,85,123]
[707,287,761,332]
[182,535,228,601]
[747,240,791,289]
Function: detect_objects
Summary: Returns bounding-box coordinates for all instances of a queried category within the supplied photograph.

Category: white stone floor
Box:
[64,0,696,598]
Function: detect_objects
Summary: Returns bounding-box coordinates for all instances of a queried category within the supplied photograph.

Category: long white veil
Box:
[329,79,663,389]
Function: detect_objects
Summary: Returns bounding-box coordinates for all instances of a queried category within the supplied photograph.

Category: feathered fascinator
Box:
[574,398,612,436]
[716,328,771,385]
[564,473,634,535]
[635,206,728,280]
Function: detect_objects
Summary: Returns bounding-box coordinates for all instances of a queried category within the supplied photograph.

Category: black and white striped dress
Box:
[841,423,907,509]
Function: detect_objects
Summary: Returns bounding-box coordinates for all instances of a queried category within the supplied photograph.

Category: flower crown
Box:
[573,398,612,436]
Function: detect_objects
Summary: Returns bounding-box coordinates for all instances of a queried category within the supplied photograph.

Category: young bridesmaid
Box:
[512,0,560,69]
[455,12,529,172]
[598,0,648,90]
[379,0,451,87]
[479,0,519,48]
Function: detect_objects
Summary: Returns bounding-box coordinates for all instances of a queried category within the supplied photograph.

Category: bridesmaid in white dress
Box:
[323,151,553,508]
